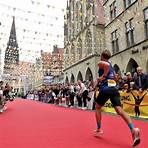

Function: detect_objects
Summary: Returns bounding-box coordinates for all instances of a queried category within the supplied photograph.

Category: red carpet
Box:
[0,99,147,148]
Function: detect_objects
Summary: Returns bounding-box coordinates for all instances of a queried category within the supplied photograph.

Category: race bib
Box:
[107,79,116,87]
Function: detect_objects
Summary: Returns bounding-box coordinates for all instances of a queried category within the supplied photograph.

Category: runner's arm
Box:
[98,61,110,81]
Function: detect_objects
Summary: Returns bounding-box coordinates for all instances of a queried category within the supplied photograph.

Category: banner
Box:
[43,76,54,85]
[102,90,148,119]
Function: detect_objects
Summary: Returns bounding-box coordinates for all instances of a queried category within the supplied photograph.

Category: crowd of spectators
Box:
[26,66,148,111]
[0,81,14,112]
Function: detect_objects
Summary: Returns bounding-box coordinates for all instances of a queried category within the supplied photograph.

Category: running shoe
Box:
[82,107,87,110]
[3,106,7,111]
[94,129,103,136]
[132,128,140,147]
[0,108,3,113]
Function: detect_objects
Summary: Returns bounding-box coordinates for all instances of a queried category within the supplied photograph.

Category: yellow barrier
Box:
[102,90,148,118]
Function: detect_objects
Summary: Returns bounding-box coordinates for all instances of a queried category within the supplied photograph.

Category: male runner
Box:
[95,50,140,147]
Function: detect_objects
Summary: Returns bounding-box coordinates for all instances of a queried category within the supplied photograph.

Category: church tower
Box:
[3,16,19,74]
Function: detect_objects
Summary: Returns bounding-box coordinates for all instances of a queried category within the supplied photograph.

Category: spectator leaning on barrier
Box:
[75,83,82,108]
[63,83,70,107]
[68,83,75,107]
[115,73,125,90]
[77,80,88,110]
[123,72,134,92]
[133,67,148,92]
[87,80,95,101]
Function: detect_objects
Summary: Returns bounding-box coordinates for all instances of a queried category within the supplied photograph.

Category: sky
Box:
[0,0,67,63]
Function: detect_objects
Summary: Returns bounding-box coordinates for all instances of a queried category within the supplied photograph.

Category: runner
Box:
[94,50,140,147]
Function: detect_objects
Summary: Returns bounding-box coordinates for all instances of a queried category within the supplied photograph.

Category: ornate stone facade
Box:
[104,0,148,74]
[64,0,105,83]
[3,16,19,75]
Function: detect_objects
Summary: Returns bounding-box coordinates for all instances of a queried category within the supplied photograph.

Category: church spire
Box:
[7,16,18,49]
[3,16,19,74]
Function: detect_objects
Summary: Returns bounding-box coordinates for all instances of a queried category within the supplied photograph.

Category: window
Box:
[72,1,75,37]
[65,48,69,54]
[110,1,116,20]
[144,8,148,38]
[85,30,92,55]
[124,0,132,8]
[71,44,75,62]
[84,16,88,26]
[111,30,119,54]
[125,18,134,47]
[80,3,83,30]
[76,2,79,33]
[92,3,95,16]
[77,38,82,60]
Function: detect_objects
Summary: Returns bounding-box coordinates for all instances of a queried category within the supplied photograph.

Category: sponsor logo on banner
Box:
[102,90,148,118]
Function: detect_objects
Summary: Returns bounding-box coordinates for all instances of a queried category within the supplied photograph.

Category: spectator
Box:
[115,73,125,90]
[134,67,148,92]
[69,83,75,107]
[0,81,4,112]
[124,72,134,92]
[63,84,70,107]
[75,83,82,108]
[3,83,11,99]
[77,80,88,110]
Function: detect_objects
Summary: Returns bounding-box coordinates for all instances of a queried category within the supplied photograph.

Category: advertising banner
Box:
[102,90,148,118]
[43,76,53,85]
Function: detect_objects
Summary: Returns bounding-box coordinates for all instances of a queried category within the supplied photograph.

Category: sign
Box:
[43,76,53,85]
[102,90,148,118]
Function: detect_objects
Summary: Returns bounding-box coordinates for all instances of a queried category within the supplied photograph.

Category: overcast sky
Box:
[0,0,66,63]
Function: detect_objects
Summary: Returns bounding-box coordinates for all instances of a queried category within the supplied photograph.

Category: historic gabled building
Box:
[41,46,64,85]
[41,50,52,76]
[51,45,64,76]
[103,0,148,74]
[64,0,105,83]
[51,45,64,83]
[34,58,43,89]
[3,16,19,75]
[10,61,35,94]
